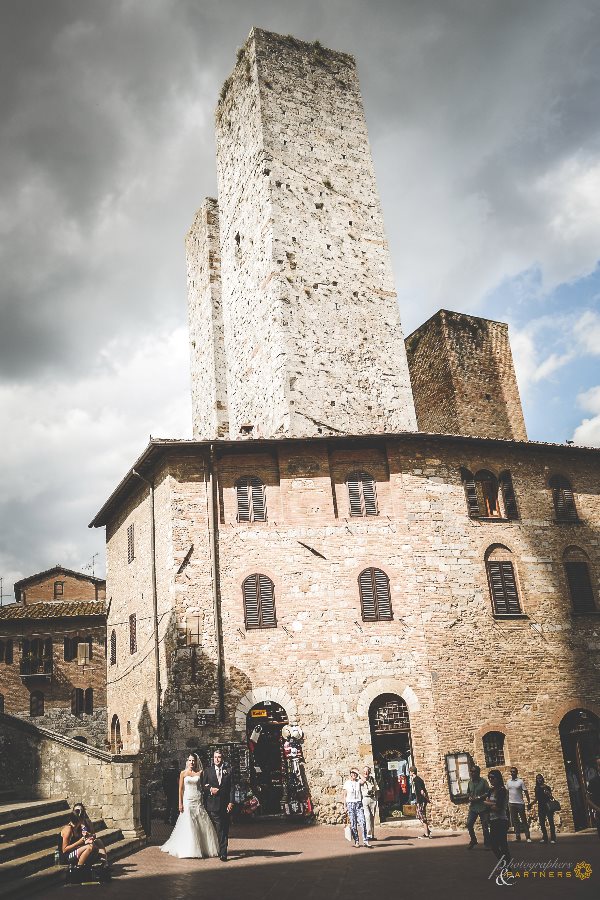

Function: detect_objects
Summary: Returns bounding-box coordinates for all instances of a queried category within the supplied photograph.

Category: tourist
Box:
[60,803,99,869]
[586,756,600,839]
[409,766,432,838]
[506,766,531,842]
[343,768,370,847]
[360,765,378,841]
[466,765,490,848]
[484,770,510,862]
[530,774,556,843]
[162,758,180,826]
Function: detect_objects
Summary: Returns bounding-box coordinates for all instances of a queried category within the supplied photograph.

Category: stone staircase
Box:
[0,790,143,899]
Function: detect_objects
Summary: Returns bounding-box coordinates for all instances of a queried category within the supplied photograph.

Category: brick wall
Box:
[17,573,105,604]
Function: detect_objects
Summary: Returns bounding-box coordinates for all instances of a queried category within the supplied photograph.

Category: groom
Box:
[204,749,235,861]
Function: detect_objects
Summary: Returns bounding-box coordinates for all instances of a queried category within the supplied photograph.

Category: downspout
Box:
[207,445,226,722]
[132,469,161,737]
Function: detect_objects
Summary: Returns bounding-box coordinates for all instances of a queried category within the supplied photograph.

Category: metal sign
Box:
[195,708,216,727]
[250,709,268,717]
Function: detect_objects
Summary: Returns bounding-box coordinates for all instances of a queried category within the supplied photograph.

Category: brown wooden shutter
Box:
[71,689,83,715]
[565,561,595,613]
[257,574,277,627]
[129,614,137,653]
[64,637,71,661]
[359,568,392,621]
[500,473,519,520]
[373,569,393,620]
[127,523,135,563]
[347,475,363,516]
[362,475,378,516]
[5,640,12,665]
[554,484,578,521]
[237,479,251,522]
[488,561,521,615]
[243,575,260,628]
[85,688,94,715]
[87,637,93,661]
[250,478,267,521]
[461,469,480,518]
[110,630,116,666]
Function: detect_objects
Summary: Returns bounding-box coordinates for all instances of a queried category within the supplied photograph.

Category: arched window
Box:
[0,693,4,714]
[358,568,393,621]
[347,472,378,517]
[129,614,137,654]
[236,476,267,522]
[485,546,522,616]
[483,731,506,767]
[71,688,84,716]
[549,475,578,522]
[30,691,44,717]
[110,630,116,666]
[242,574,277,629]
[85,688,94,715]
[563,547,596,614]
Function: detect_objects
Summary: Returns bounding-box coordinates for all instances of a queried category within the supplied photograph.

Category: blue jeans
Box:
[467,808,490,843]
[347,801,368,844]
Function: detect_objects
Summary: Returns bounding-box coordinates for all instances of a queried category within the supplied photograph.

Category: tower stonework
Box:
[212,29,417,438]
[405,309,528,441]
[187,198,229,439]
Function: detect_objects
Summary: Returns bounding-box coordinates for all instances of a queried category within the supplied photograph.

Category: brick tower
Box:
[189,29,417,440]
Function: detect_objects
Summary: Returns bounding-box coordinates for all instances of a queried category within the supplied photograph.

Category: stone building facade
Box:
[0,566,107,747]
[91,29,600,830]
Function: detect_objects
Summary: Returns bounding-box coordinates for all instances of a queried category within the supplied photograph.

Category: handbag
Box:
[547,798,561,814]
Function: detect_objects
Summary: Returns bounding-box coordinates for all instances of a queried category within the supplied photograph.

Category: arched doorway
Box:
[369,693,414,821]
[559,708,600,830]
[110,714,122,753]
[246,701,310,817]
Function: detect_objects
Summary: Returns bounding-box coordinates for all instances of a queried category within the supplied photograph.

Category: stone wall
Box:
[0,713,142,837]
[102,436,600,829]
[212,29,417,439]
[406,309,528,441]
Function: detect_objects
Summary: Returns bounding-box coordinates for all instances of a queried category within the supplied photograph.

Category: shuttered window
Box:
[347,472,378,517]
[129,614,137,654]
[71,688,84,716]
[550,476,578,522]
[499,472,519,520]
[110,630,116,666]
[565,561,596,613]
[236,476,267,522]
[461,469,480,518]
[462,469,519,520]
[127,523,135,563]
[5,640,12,665]
[358,568,393,621]
[242,574,277,629]
[85,688,94,715]
[487,561,522,616]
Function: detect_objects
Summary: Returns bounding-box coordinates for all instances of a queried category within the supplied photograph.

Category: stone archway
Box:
[234,686,297,732]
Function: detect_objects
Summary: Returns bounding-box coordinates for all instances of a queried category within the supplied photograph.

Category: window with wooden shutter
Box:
[499,472,519,520]
[487,560,522,616]
[550,475,578,522]
[358,568,393,621]
[71,688,84,716]
[483,731,506,767]
[461,469,480,518]
[127,523,135,563]
[236,476,267,522]
[5,640,12,665]
[347,472,378,517]
[84,688,94,715]
[129,614,137,653]
[565,561,596,613]
[476,471,500,517]
[242,574,277,629]
[110,630,116,666]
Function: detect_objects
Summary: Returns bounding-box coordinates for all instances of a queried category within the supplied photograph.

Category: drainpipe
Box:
[206,445,226,722]
[132,469,161,737]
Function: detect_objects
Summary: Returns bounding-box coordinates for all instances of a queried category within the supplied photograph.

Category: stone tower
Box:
[189,29,417,439]
[405,309,528,441]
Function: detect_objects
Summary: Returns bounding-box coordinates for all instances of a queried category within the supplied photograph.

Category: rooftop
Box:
[0,600,106,620]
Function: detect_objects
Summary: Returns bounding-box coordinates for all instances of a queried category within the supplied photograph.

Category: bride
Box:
[160,754,220,859]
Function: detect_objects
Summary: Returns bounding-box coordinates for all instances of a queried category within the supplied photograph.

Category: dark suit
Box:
[204,765,235,858]
[162,766,180,825]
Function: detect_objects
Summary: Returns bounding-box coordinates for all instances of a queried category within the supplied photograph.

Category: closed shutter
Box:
[243,574,276,629]
[500,473,519,520]
[237,477,266,522]
[359,568,393,621]
[110,630,116,666]
[347,475,363,516]
[243,575,260,628]
[71,688,84,716]
[347,472,378,517]
[258,574,276,627]
[5,640,12,664]
[461,470,480,517]
[237,480,251,522]
[251,479,267,521]
[129,614,137,653]
[362,476,378,516]
[85,688,94,715]
[565,562,595,613]
[87,637,93,661]
[488,561,521,615]
[127,523,135,563]
[555,485,578,522]
[64,637,70,661]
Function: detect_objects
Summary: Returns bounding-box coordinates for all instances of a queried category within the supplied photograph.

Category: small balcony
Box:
[20,657,53,680]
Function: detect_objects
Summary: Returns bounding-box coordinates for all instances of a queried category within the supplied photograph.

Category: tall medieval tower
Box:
[188,29,417,440]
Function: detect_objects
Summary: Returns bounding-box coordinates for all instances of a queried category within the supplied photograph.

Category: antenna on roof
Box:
[83,553,99,577]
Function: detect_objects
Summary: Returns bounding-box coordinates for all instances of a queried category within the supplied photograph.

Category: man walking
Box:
[466,765,490,848]
[586,756,600,839]
[162,758,180,826]
[204,749,235,861]
[360,766,378,841]
[343,768,370,847]
[410,766,432,839]
[506,766,531,842]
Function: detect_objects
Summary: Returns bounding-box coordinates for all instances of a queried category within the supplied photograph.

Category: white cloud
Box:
[573,385,600,447]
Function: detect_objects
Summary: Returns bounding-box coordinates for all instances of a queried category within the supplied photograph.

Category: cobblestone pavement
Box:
[44,820,600,900]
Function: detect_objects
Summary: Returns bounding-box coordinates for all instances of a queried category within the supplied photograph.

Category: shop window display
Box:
[369,693,416,821]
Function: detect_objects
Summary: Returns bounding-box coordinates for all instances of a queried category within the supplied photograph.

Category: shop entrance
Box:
[369,694,415,821]
[559,708,600,830]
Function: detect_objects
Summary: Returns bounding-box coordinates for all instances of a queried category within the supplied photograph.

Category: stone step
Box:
[0,826,124,880]
[0,819,106,863]
[0,808,73,843]
[0,799,69,827]
[0,835,144,900]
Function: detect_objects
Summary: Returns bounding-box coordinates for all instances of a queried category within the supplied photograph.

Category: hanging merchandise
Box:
[249,723,263,744]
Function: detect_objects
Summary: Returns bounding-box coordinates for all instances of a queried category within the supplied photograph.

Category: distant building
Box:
[0,566,107,747]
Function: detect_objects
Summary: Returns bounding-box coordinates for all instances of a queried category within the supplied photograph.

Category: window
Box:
[358,568,393,621]
[461,469,519,520]
[236,476,267,522]
[186,611,202,646]
[445,752,473,802]
[347,472,378,517]
[483,731,506,767]
[0,693,4,714]
[30,691,44,717]
[242,574,277,629]
[564,548,596,614]
[129,614,137,654]
[77,638,92,665]
[485,547,523,616]
[550,475,578,522]
[71,688,84,716]
[64,636,78,662]
[54,581,64,598]
[127,522,135,563]
[110,630,116,666]
[85,688,93,715]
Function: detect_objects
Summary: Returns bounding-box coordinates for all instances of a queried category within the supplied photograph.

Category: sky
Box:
[1,0,599,595]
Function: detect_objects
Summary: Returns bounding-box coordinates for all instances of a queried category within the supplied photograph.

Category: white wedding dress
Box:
[160,774,220,859]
